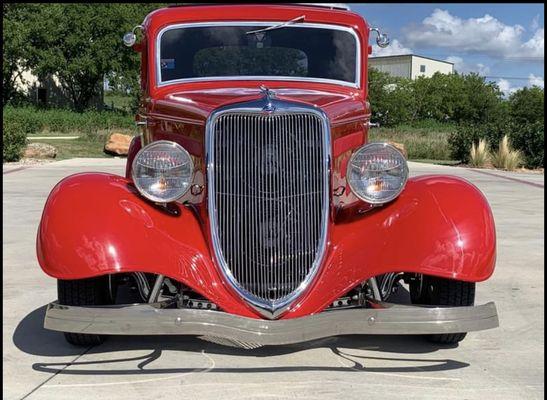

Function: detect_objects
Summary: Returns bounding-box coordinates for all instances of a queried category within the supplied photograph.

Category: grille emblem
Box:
[259,85,276,113]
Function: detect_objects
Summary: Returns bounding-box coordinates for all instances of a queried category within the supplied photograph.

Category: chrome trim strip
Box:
[205,96,331,319]
[44,301,499,345]
[155,21,361,89]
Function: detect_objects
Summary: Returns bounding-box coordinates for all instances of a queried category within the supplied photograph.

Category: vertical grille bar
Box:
[210,110,327,308]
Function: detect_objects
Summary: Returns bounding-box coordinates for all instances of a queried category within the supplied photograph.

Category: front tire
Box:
[57,276,111,346]
[410,274,475,344]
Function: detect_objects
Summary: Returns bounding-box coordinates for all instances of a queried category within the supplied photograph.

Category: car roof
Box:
[167,3,351,11]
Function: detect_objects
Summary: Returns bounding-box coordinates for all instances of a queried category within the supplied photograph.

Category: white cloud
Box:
[371,39,412,57]
[497,79,521,97]
[403,9,544,61]
[496,74,543,97]
[528,73,544,88]
[519,28,544,60]
[445,56,490,75]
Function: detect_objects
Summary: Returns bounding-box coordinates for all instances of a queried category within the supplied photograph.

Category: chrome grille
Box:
[208,107,328,315]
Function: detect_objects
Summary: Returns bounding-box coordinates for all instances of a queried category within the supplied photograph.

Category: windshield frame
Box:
[155,21,361,89]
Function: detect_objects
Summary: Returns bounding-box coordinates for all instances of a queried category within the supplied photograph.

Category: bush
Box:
[449,119,544,168]
[2,106,135,135]
[509,87,544,126]
[448,122,508,163]
[510,122,544,168]
[3,119,29,162]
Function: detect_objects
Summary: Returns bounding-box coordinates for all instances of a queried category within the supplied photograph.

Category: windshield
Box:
[157,23,359,86]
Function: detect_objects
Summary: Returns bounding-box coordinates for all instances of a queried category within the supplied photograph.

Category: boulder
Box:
[388,141,407,158]
[23,143,57,159]
[104,133,133,156]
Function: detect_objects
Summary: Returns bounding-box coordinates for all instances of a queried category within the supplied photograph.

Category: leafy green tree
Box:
[368,68,416,126]
[508,86,544,125]
[412,72,504,125]
[15,4,165,111]
[3,4,32,106]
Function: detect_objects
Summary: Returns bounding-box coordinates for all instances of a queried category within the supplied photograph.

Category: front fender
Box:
[288,174,496,317]
[36,173,256,317]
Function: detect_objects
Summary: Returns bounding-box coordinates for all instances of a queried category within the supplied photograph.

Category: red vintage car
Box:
[38,3,498,348]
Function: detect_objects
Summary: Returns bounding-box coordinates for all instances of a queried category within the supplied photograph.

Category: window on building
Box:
[37,88,48,106]
[420,65,426,73]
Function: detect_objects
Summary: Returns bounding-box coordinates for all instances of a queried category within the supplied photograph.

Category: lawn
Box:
[34,137,113,160]
[32,129,136,160]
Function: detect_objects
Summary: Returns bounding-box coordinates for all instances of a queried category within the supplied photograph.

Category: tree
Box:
[19,4,165,111]
[508,86,544,125]
[368,68,416,127]
[3,4,32,106]
[412,72,504,125]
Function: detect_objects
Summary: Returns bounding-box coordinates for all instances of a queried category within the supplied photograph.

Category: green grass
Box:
[34,138,111,160]
[33,130,134,160]
[369,121,455,161]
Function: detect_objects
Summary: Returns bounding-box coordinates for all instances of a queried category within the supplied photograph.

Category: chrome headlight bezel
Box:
[346,142,409,205]
[131,140,194,203]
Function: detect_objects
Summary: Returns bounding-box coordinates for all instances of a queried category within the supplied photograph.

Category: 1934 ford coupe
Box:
[38,3,498,348]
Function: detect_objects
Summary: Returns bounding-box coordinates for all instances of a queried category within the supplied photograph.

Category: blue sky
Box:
[351,3,544,94]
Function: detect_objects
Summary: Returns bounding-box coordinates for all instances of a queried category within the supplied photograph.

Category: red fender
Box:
[288,174,496,317]
[36,173,256,317]
[37,173,495,319]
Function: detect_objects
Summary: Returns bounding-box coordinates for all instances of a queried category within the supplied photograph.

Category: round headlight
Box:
[132,140,194,203]
[346,142,408,204]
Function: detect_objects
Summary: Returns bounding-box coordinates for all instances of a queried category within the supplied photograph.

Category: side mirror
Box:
[123,32,137,47]
[370,27,390,48]
[123,25,144,48]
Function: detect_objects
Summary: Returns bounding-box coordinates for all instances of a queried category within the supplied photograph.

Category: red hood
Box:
[150,86,368,126]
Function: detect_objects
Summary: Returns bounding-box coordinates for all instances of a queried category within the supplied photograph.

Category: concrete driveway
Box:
[3,159,544,400]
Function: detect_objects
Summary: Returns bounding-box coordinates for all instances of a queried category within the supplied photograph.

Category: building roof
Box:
[369,54,454,65]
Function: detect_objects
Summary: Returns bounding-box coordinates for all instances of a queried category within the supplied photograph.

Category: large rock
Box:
[104,133,133,156]
[388,141,407,158]
[23,143,57,159]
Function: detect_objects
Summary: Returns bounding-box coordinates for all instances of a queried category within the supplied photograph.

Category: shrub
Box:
[448,122,507,163]
[491,135,523,171]
[2,106,135,135]
[509,121,544,168]
[509,86,544,126]
[469,139,490,167]
[3,119,28,162]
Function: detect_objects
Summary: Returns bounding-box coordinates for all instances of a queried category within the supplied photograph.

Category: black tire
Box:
[57,276,110,346]
[410,274,475,344]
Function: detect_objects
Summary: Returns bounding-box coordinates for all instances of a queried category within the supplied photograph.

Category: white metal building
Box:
[369,54,454,80]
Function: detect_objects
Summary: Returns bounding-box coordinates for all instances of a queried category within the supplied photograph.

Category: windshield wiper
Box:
[245,15,306,35]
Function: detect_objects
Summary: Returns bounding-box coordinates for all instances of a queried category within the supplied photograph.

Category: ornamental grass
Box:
[469,139,490,168]
[491,135,523,171]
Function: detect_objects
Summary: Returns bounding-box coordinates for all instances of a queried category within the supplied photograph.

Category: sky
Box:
[351,3,544,95]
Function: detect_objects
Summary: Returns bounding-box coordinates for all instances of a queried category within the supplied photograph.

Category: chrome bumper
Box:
[44,301,499,346]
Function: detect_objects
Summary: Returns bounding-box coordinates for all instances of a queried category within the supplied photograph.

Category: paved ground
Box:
[3,158,544,400]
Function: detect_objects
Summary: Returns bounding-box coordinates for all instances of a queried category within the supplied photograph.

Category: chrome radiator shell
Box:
[205,96,330,319]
